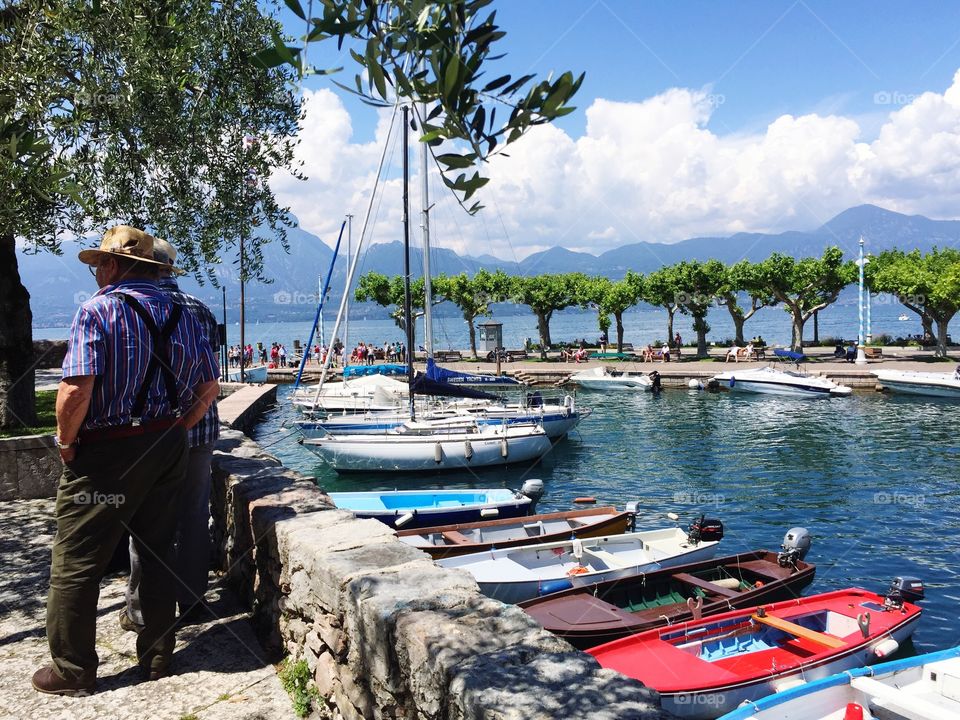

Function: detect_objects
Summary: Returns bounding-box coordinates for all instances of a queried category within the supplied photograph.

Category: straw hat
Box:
[151,237,187,275]
[77,225,169,268]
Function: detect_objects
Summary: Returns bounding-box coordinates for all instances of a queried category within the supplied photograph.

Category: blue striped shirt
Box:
[158,277,221,447]
[62,280,218,431]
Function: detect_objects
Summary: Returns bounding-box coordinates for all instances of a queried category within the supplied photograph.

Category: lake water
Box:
[254,383,960,656]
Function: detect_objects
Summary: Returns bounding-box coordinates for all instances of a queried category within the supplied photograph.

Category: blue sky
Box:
[267,1,960,258]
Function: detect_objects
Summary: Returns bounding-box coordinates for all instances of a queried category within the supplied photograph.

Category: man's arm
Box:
[56,376,95,461]
[180,380,219,430]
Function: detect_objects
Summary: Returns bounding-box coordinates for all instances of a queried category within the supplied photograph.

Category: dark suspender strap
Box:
[114,292,183,420]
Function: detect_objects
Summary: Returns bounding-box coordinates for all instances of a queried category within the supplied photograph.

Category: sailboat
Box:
[299,105,553,473]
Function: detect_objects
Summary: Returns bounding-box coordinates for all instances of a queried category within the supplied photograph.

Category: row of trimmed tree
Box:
[355,247,960,358]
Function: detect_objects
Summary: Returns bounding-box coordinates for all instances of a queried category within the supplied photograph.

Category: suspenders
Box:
[114,292,183,424]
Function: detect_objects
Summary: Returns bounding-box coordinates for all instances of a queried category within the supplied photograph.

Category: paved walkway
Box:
[0,499,300,720]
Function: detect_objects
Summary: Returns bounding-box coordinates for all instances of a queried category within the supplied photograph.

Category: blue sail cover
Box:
[342,364,408,378]
[425,358,523,388]
[410,372,499,400]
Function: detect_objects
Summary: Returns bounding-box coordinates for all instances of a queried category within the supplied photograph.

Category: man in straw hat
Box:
[33,225,219,695]
[120,237,220,634]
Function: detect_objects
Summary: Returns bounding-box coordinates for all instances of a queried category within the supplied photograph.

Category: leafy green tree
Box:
[717,260,778,346]
[672,260,726,357]
[643,266,683,346]
[584,272,644,352]
[260,0,583,213]
[354,271,443,348]
[511,273,583,358]
[433,269,510,358]
[752,248,856,351]
[1,0,301,429]
[867,249,960,356]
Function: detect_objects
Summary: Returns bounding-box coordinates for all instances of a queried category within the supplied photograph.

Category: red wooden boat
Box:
[589,579,924,720]
[519,549,816,649]
[394,506,634,559]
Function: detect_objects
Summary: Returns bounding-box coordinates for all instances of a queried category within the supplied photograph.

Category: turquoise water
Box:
[255,384,960,654]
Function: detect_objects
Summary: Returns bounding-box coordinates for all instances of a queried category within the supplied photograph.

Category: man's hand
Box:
[181,380,219,429]
[56,376,94,462]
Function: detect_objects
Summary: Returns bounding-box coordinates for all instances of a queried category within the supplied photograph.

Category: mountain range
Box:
[20,204,960,326]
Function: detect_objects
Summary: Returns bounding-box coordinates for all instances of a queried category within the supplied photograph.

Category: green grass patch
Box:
[0,390,57,438]
[278,657,321,718]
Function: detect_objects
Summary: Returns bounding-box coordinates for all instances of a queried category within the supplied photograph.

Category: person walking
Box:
[32,226,219,696]
[121,238,221,637]
[278,343,287,368]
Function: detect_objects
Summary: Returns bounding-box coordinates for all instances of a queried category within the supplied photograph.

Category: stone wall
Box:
[0,434,59,501]
[33,339,68,369]
[210,429,668,720]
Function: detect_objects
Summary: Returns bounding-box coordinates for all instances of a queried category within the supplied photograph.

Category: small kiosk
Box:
[478,320,503,354]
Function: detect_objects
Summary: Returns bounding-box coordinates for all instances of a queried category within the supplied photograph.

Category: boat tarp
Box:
[410,372,499,400]
[773,349,805,362]
[425,358,522,387]
[342,364,408,378]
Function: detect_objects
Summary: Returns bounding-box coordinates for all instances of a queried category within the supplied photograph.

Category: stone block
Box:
[16,444,61,498]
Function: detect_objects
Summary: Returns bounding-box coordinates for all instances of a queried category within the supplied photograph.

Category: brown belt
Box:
[79,417,182,443]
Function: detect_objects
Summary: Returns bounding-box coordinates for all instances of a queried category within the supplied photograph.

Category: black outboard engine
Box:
[518,479,545,513]
[777,527,812,568]
[884,576,925,609]
[649,370,662,394]
[687,514,724,545]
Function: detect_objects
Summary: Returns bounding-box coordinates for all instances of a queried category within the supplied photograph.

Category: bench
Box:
[506,350,528,362]
[589,352,639,361]
[441,530,473,545]
[435,350,463,362]
[863,347,883,359]
[672,572,740,599]
[751,613,845,648]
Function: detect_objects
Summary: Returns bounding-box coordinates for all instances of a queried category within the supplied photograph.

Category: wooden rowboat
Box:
[519,550,816,649]
[395,506,634,559]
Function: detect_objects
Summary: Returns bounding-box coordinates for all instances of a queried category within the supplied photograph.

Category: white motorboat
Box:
[225,365,268,383]
[713,367,852,398]
[569,366,653,391]
[301,420,552,473]
[873,369,960,399]
[898,313,910,321]
[437,520,723,604]
[718,644,958,720]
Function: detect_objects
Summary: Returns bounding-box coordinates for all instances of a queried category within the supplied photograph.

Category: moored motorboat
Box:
[226,365,268,383]
[873,368,960,399]
[718,644,960,720]
[589,577,925,720]
[436,515,724,604]
[713,366,852,398]
[569,366,654,391]
[328,479,544,530]
[520,528,815,650]
[396,505,636,559]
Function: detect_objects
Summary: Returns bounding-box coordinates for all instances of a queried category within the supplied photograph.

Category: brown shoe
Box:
[118,609,144,634]
[31,666,95,696]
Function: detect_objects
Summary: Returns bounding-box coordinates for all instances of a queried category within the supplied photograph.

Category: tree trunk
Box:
[790,308,804,352]
[615,312,625,352]
[725,304,746,346]
[535,311,551,359]
[922,315,935,344]
[934,314,954,357]
[664,305,676,345]
[693,314,709,357]
[467,318,477,359]
[0,233,37,429]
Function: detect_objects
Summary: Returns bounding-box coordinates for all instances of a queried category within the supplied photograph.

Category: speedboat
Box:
[301,419,552,473]
[436,516,723,604]
[718,644,960,720]
[873,369,960,399]
[328,480,544,529]
[898,313,910,321]
[590,577,925,720]
[569,366,653,391]
[712,367,852,398]
[520,528,815,650]
[225,365,268,383]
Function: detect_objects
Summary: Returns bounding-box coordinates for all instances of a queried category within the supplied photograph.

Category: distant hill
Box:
[21,204,960,326]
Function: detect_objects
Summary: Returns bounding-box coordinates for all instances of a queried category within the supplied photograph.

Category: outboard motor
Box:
[649,370,662,394]
[625,501,641,532]
[687,514,724,545]
[777,527,812,567]
[519,479,545,513]
[884,576,925,609]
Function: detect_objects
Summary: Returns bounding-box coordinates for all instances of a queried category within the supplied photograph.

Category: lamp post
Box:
[855,236,867,365]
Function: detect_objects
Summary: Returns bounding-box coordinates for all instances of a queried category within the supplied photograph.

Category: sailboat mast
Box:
[402,105,416,421]
[419,101,433,359]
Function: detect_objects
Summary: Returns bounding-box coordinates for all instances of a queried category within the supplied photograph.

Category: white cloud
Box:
[273,71,960,259]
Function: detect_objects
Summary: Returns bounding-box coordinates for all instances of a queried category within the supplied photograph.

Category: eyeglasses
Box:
[88,264,97,277]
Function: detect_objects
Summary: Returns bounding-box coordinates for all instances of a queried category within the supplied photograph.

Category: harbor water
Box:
[255,383,960,656]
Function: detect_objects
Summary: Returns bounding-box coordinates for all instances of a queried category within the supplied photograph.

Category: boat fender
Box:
[686,596,703,621]
[480,507,499,519]
[500,438,508,457]
[434,442,443,463]
[729,376,735,387]
[573,497,596,504]
[858,612,871,638]
[571,538,584,561]
[843,704,865,720]
[464,440,473,459]
[873,637,899,658]
[754,580,764,589]
[538,579,573,596]
[394,512,415,528]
